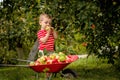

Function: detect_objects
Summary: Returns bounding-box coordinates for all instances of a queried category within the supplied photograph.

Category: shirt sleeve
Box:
[37,30,46,40]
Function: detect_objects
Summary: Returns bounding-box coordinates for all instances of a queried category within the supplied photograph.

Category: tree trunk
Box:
[27,39,39,61]
[16,47,24,59]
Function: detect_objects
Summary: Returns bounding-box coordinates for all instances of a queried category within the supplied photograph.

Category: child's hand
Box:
[47,28,51,34]
[51,27,54,30]
[46,26,54,34]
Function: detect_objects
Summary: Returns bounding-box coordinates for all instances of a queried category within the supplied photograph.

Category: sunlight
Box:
[0,0,3,2]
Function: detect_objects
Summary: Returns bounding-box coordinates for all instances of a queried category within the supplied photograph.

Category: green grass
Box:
[0,55,120,80]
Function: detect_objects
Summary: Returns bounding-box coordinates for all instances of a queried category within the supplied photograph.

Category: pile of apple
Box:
[29,52,78,66]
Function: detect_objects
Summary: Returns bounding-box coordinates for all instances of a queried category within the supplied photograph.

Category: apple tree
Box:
[0,0,120,66]
[42,0,120,65]
[0,0,41,63]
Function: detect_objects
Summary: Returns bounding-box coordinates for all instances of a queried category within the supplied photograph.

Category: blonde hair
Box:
[39,13,52,22]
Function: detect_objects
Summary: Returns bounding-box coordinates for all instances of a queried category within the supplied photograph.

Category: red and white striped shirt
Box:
[37,30,55,51]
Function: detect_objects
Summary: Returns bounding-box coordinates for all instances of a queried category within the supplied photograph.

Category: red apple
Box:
[65,56,72,63]
[46,57,51,61]
[34,61,41,66]
[52,59,59,64]
[46,60,53,64]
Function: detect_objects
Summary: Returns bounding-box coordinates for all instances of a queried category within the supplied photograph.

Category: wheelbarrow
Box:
[0,55,79,80]
[29,55,79,80]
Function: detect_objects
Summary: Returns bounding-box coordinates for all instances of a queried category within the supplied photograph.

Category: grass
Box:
[0,55,120,80]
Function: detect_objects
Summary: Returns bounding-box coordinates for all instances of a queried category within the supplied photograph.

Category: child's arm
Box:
[50,27,58,39]
[39,29,51,43]
[53,29,58,39]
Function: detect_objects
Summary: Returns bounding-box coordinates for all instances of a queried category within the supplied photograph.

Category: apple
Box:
[34,61,41,66]
[58,52,64,55]
[91,24,95,29]
[45,26,51,31]
[49,54,56,59]
[36,58,41,62]
[59,55,66,62]
[29,61,35,66]
[65,56,72,63]
[52,59,59,64]
[37,56,47,64]
[55,55,59,59]
[46,59,53,64]
[40,56,47,61]
[82,42,87,47]
[46,57,51,61]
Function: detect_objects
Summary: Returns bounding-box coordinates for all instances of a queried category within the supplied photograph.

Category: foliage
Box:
[82,0,120,64]
[0,0,40,63]
[0,0,120,66]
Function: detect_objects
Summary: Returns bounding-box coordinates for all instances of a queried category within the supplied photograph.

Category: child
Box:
[37,13,58,56]
[37,14,58,79]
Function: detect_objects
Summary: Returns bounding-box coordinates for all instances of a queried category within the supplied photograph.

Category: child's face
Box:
[40,17,51,29]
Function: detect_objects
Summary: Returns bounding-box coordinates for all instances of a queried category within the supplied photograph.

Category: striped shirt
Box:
[37,30,54,51]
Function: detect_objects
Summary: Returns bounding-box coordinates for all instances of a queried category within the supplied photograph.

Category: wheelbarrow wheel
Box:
[61,68,77,79]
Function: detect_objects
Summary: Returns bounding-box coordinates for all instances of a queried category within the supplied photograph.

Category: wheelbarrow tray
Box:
[30,62,70,73]
[30,55,79,73]
[29,55,79,73]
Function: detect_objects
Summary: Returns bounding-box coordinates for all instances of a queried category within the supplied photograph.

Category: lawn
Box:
[0,55,120,80]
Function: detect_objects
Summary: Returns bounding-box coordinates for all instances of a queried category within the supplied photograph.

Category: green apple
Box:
[58,52,66,56]
[59,55,66,62]
[37,56,47,64]
[29,61,35,66]
[49,54,55,59]
[49,53,58,59]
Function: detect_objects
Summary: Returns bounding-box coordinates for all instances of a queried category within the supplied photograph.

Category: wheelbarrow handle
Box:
[0,64,29,67]
[11,58,33,62]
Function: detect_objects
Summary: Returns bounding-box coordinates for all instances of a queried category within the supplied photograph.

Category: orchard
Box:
[0,0,120,68]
